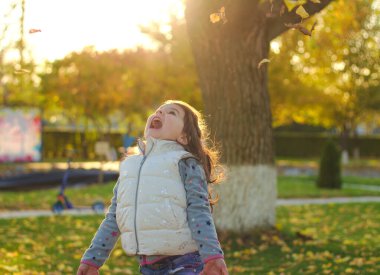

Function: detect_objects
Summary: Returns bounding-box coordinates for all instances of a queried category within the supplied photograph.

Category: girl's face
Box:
[144,103,188,145]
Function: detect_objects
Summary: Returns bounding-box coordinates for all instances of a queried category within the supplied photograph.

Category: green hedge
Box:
[274,133,380,158]
[40,130,380,160]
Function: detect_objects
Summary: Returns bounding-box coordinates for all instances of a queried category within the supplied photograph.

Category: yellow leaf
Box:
[6,251,18,257]
[345,268,355,274]
[349,258,364,267]
[275,222,283,230]
[0,265,19,272]
[296,5,309,19]
[113,248,124,257]
[210,6,227,24]
[283,0,306,11]
[310,0,321,3]
[210,13,221,23]
[57,263,65,271]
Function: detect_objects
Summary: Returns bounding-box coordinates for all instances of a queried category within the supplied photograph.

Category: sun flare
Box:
[1,0,184,64]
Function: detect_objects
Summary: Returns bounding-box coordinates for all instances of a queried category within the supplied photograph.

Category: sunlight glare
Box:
[2,0,184,64]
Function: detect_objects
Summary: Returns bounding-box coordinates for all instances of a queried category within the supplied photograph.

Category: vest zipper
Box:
[134,142,154,254]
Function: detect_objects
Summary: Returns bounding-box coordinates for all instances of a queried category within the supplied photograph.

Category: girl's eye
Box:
[169,111,176,115]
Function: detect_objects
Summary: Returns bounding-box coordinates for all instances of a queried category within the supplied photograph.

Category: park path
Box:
[1,196,379,219]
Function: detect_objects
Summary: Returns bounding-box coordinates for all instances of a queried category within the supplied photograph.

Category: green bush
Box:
[316,140,342,189]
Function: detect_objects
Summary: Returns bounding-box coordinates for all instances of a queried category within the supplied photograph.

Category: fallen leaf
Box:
[295,231,314,241]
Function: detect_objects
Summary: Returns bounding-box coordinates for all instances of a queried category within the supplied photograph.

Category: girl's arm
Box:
[79,179,121,270]
[179,158,225,264]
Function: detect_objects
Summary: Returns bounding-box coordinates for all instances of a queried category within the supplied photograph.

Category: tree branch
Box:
[264,0,335,41]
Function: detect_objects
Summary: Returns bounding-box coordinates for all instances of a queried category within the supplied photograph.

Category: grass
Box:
[343,176,380,186]
[0,182,114,211]
[0,203,378,274]
[1,175,379,211]
[276,157,380,168]
[278,176,380,198]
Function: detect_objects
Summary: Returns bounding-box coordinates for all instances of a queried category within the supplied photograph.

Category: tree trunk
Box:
[185,1,276,232]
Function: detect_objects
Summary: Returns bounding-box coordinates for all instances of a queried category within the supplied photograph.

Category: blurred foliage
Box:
[269,0,380,133]
[38,16,202,137]
[0,0,39,108]
[1,0,379,137]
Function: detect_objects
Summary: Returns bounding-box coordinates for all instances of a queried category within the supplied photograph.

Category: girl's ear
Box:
[177,133,188,145]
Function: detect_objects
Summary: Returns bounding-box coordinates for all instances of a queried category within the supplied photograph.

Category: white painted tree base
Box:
[212,165,277,232]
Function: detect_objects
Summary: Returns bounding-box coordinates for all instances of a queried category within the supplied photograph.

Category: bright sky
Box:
[1,0,184,64]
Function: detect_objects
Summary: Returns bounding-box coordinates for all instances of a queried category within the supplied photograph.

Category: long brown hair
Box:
[165,100,224,206]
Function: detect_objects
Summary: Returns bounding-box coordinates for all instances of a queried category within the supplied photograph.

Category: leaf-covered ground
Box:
[0,203,379,274]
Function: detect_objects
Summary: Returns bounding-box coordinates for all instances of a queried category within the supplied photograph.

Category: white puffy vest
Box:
[116,138,198,256]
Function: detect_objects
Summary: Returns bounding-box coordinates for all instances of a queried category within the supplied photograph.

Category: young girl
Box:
[77,100,228,275]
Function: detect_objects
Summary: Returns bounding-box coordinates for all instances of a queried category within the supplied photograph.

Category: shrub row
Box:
[274,133,380,158]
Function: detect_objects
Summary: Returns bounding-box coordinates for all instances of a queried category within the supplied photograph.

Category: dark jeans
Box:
[139,252,204,275]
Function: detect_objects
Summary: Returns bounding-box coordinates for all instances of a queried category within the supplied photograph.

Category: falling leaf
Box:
[29,28,41,34]
[14,69,31,74]
[210,6,227,24]
[296,5,309,19]
[210,13,221,23]
[258,58,270,69]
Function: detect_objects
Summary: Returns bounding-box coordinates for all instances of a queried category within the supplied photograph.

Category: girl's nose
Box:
[156,109,163,115]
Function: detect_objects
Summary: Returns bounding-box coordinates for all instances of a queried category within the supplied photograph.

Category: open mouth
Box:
[150,117,163,129]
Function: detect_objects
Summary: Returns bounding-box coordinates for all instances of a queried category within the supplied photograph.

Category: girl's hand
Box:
[200,258,228,275]
[76,263,99,275]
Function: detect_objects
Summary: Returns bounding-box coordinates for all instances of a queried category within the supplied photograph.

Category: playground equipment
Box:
[52,153,105,214]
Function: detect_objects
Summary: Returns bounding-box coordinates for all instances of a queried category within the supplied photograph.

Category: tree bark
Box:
[185,0,334,233]
[185,0,276,232]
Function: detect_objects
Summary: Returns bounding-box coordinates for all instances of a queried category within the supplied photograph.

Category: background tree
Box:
[39,16,203,147]
[269,0,380,155]
[185,0,334,232]
[1,0,38,108]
